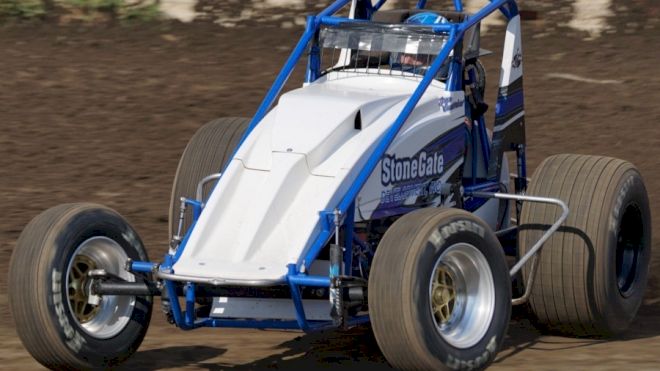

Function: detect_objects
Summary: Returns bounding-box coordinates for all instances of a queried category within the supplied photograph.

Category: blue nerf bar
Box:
[131,261,157,273]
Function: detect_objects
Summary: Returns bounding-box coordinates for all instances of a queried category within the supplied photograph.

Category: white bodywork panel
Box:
[172,73,471,282]
[172,72,503,282]
[498,15,522,87]
[494,14,525,133]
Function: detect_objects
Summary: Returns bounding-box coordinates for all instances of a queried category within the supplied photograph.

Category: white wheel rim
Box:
[429,243,495,349]
[65,236,136,339]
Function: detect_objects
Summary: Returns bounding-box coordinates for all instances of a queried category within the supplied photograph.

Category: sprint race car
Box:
[9,0,651,370]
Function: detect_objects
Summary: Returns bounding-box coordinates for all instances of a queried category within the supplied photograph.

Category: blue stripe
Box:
[362,123,466,218]
[463,181,501,211]
[301,27,460,271]
[495,89,524,116]
[158,0,524,334]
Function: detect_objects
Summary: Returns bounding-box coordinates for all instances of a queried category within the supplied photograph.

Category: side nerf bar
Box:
[467,191,569,305]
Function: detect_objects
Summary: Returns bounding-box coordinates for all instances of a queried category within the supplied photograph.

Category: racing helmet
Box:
[406,11,449,26]
[390,12,450,77]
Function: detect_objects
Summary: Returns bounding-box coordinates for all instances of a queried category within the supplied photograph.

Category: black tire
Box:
[470,59,487,99]
[519,154,651,336]
[369,208,511,370]
[8,203,152,369]
[169,117,250,239]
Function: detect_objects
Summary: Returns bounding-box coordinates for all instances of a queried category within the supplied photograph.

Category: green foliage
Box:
[62,0,123,12]
[74,0,164,21]
[0,0,46,19]
[0,0,163,21]
[121,2,160,21]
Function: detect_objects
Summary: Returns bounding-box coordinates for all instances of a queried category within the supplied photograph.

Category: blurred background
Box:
[0,0,659,369]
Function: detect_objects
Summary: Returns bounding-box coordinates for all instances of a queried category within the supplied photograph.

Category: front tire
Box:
[9,203,152,369]
[369,208,511,370]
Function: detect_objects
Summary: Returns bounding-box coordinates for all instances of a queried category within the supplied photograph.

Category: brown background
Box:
[1,1,659,369]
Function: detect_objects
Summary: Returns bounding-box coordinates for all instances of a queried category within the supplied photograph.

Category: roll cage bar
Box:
[134,0,527,332]
[240,0,522,272]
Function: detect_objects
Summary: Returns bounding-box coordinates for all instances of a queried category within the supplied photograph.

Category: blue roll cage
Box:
[133,0,525,332]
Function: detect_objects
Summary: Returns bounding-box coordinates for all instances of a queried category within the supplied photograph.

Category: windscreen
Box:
[320,23,449,56]
[319,23,450,78]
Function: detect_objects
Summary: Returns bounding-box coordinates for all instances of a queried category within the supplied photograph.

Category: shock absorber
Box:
[515,144,528,221]
[329,209,344,327]
[170,197,187,255]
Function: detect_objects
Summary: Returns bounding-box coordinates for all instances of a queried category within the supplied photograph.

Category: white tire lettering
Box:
[52,269,86,352]
[429,229,445,249]
[610,175,634,231]
[443,336,497,370]
[437,220,486,242]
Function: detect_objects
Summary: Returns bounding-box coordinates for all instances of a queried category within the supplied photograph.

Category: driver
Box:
[390,12,450,78]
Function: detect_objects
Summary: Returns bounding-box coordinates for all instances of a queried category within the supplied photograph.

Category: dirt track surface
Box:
[1,2,660,369]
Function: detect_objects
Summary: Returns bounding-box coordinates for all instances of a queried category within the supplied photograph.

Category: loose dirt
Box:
[1,1,659,369]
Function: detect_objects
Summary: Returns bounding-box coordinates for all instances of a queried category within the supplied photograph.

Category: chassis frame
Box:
[107,0,567,332]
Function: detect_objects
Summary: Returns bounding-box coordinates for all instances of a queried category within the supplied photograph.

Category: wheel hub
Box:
[428,243,495,349]
[65,236,136,339]
[432,265,457,325]
[68,254,99,323]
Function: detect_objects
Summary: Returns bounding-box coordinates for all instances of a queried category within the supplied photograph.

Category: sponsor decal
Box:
[512,48,522,69]
[379,178,446,206]
[610,175,634,231]
[429,220,486,249]
[367,126,465,220]
[52,269,86,352]
[446,336,498,370]
[438,96,464,112]
[381,151,444,186]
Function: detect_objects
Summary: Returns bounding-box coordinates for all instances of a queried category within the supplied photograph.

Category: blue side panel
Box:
[495,89,524,117]
[371,124,465,219]
[155,0,525,335]
[463,181,500,211]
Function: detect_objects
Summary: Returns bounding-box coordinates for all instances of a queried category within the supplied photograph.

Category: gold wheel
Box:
[65,236,136,339]
[428,243,495,348]
[431,264,456,325]
[68,254,99,323]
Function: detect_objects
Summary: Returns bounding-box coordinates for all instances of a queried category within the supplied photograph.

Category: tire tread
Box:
[168,117,250,238]
[520,154,649,336]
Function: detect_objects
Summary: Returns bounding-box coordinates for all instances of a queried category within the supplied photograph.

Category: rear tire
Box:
[169,117,250,238]
[369,208,511,370]
[9,203,152,369]
[519,154,651,336]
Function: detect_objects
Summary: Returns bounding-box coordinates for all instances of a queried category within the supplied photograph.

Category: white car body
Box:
[172,71,508,283]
